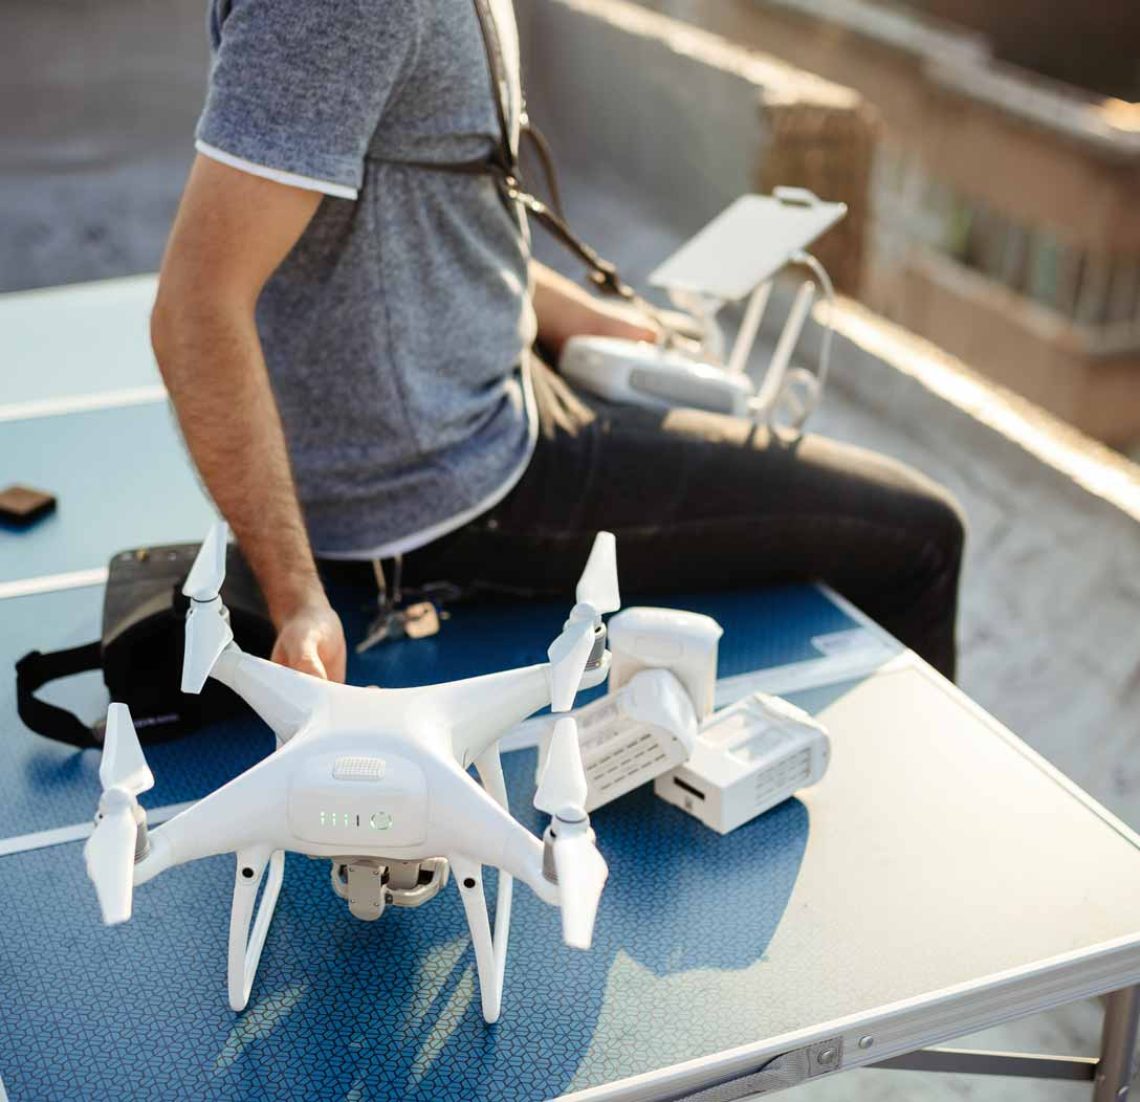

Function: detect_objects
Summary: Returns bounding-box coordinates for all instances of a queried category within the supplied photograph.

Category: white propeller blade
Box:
[183,521,228,602]
[86,705,153,925]
[99,703,154,796]
[546,618,595,713]
[575,531,620,614]
[181,521,234,694]
[554,829,609,949]
[534,717,588,815]
[181,603,234,694]
[85,790,138,925]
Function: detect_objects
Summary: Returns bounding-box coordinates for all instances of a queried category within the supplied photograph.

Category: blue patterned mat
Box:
[0,748,812,1102]
[0,578,866,1101]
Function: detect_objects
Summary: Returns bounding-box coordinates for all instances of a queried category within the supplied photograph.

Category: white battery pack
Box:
[654,691,830,833]
[607,607,723,721]
[568,667,699,812]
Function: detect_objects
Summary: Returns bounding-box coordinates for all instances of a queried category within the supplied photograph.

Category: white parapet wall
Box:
[515,0,867,275]
[518,0,1140,827]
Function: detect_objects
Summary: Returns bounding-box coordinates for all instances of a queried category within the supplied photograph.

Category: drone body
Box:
[86,525,619,1022]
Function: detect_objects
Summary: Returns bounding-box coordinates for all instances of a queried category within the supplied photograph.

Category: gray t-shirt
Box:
[196,0,537,558]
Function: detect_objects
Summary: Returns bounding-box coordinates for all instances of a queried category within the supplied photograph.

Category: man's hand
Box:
[270,591,348,683]
[531,262,706,358]
[532,263,656,357]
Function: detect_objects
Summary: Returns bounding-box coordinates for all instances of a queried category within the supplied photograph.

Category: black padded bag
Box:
[16,542,275,748]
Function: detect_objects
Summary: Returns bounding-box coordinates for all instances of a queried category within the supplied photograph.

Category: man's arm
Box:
[531,262,657,357]
[151,154,346,682]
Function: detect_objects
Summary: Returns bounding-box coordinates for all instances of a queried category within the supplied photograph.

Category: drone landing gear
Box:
[329,857,450,921]
[228,846,285,1013]
[452,854,512,1024]
[451,746,517,1024]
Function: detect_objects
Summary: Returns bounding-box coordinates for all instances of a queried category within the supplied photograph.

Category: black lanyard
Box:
[381,0,649,308]
[470,0,645,303]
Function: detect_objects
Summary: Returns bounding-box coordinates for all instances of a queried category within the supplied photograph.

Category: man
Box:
[153,0,964,686]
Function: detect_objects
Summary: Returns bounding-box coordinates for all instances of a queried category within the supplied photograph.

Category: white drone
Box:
[84,522,621,1022]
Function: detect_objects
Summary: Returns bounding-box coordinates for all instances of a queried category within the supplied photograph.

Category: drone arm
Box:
[442,655,611,767]
[423,664,551,767]
[134,753,291,886]
[210,646,326,743]
[434,761,555,904]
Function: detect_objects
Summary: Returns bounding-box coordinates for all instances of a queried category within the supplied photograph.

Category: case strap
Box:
[374,0,650,309]
[15,642,102,748]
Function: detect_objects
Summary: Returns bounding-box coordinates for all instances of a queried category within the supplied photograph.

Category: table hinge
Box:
[673,1036,844,1101]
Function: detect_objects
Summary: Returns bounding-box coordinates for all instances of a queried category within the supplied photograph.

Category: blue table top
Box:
[0,579,862,1102]
[7,282,1140,1102]
[0,401,213,585]
[9,644,1140,1102]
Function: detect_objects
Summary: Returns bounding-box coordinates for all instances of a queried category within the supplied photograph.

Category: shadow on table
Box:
[0,749,810,1102]
[205,748,811,1101]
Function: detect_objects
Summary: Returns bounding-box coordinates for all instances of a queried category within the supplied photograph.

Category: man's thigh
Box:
[406,368,963,599]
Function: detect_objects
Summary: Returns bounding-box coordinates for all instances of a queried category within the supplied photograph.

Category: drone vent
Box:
[332,756,386,781]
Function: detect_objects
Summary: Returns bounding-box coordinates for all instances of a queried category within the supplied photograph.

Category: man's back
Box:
[197,0,537,558]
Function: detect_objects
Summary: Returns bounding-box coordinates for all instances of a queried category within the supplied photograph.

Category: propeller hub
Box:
[554,806,588,828]
[98,787,135,815]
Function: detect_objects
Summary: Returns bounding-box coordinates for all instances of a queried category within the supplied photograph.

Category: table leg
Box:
[1095,986,1140,1102]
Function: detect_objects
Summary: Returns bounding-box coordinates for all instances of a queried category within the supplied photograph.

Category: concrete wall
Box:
[910,0,1140,100]
[519,0,1140,829]
[516,0,875,293]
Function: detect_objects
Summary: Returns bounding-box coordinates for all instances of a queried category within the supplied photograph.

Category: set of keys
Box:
[355,555,454,654]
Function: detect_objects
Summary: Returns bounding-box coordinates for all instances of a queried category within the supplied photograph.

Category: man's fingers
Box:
[298,643,329,681]
[323,644,347,685]
[271,635,329,680]
[269,602,346,683]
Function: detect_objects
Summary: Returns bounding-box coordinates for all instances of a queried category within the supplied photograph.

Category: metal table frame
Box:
[875,985,1139,1099]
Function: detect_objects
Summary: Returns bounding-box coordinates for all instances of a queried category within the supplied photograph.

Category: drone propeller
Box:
[183,520,227,602]
[541,529,621,717]
[84,704,154,925]
[575,531,620,614]
[553,818,609,949]
[181,521,234,694]
[545,619,596,714]
[534,716,587,815]
[533,532,618,949]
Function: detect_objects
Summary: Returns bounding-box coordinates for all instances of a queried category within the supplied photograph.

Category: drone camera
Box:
[331,856,451,921]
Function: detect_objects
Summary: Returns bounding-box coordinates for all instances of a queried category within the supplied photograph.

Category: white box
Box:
[654,691,830,833]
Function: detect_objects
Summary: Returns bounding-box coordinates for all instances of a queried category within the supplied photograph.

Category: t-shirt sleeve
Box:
[195,0,421,200]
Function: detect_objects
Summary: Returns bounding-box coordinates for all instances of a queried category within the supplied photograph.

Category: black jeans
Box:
[351,361,966,679]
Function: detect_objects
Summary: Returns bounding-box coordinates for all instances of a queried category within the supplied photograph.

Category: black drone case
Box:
[16,542,275,748]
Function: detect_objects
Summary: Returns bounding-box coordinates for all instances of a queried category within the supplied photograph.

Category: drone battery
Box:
[607,607,723,721]
[572,667,698,812]
[654,691,830,834]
